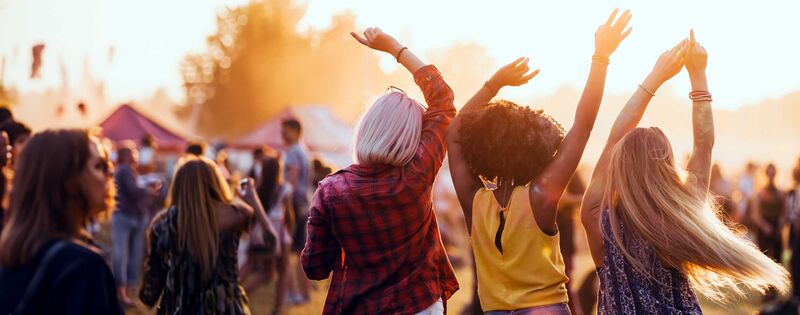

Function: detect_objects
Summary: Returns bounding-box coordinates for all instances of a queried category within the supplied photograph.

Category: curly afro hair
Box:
[458,100,565,184]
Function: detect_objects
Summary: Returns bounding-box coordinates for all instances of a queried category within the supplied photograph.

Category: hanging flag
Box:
[31,44,45,79]
[77,102,87,117]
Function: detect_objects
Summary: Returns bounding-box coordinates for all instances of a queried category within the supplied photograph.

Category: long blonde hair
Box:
[602,127,789,300]
[167,156,233,281]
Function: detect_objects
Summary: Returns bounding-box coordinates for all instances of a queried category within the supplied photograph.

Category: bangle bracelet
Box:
[483,81,498,95]
[395,47,408,63]
[638,84,656,97]
[592,55,610,65]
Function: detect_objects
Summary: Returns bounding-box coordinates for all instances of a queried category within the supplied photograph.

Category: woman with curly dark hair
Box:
[447,9,631,314]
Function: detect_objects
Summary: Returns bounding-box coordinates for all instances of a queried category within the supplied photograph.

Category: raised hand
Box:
[685,30,708,79]
[594,9,633,58]
[238,177,260,206]
[350,27,403,56]
[647,39,689,87]
[487,57,540,91]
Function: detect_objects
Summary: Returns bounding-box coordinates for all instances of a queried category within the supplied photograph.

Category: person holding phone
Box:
[139,156,276,314]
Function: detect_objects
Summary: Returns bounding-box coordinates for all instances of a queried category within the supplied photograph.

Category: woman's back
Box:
[470,185,568,311]
[598,209,702,314]
[140,205,251,315]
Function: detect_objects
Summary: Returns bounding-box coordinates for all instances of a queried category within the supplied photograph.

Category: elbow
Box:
[580,203,601,228]
[300,254,332,281]
[694,133,715,151]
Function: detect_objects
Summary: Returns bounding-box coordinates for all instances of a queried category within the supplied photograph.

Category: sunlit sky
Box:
[1,0,799,109]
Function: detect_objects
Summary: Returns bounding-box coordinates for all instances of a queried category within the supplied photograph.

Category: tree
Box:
[180,0,391,138]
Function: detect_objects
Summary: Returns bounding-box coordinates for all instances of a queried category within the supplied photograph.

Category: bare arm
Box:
[239,178,278,251]
[581,38,689,266]
[447,57,539,231]
[532,9,632,234]
[684,31,715,193]
[351,27,424,74]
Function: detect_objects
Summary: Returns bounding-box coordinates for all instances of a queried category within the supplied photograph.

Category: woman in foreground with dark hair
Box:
[0,129,122,314]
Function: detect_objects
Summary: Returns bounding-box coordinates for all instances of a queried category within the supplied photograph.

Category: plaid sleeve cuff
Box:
[413,65,442,86]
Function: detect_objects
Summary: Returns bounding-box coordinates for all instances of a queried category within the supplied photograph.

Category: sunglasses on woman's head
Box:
[386,86,427,110]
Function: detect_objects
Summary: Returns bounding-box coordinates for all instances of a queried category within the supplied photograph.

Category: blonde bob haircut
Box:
[355,91,424,166]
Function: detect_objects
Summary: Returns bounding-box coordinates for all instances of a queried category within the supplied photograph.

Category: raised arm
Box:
[447,57,539,229]
[351,27,425,74]
[684,30,715,193]
[581,39,688,266]
[530,9,632,230]
[239,178,277,251]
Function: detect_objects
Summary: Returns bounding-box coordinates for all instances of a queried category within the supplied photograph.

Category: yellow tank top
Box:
[471,185,569,311]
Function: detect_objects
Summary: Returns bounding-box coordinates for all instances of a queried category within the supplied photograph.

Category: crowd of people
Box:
[0,8,798,315]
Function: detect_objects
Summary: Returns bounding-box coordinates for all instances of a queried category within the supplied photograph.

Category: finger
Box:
[671,39,688,56]
[690,29,695,43]
[509,57,526,68]
[350,32,369,46]
[517,62,530,75]
[612,10,632,30]
[516,57,530,69]
[620,27,633,40]
[605,8,619,25]
[522,69,541,82]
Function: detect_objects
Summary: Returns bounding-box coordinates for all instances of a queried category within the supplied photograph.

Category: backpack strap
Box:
[9,240,69,314]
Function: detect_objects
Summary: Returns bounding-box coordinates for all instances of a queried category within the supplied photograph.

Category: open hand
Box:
[488,57,540,90]
[649,39,689,86]
[350,27,403,56]
[685,30,708,78]
[594,9,633,58]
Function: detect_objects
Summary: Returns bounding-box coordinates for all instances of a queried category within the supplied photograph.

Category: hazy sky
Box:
[1,0,798,109]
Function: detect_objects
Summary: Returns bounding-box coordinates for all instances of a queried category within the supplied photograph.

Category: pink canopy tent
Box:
[234,106,352,153]
[98,104,188,151]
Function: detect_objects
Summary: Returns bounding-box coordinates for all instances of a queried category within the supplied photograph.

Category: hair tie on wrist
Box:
[689,90,713,102]
[483,81,498,95]
[395,47,408,63]
[592,55,610,65]
[638,84,656,97]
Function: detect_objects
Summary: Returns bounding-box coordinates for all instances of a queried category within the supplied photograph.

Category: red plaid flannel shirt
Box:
[301,65,459,315]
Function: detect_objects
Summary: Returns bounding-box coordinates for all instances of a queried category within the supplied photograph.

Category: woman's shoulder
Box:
[149,208,177,232]
[47,239,114,280]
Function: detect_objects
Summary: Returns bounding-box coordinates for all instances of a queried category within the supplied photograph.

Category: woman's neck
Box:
[493,179,517,208]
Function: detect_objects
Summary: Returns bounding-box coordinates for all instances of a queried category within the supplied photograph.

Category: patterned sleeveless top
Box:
[597,209,702,314]
[139,206,251,315]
